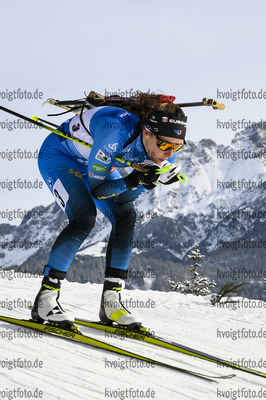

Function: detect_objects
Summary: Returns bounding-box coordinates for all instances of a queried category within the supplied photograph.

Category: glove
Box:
[156,162,182,185]
[124,164,160,190]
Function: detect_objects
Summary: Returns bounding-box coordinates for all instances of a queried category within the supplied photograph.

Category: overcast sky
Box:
[0,0,266,225]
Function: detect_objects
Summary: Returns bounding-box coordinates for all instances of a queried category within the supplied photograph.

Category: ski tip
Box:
[222,374,236,379]
[41,100,51,107]
[32,116,38,122]
[42,98,58,108]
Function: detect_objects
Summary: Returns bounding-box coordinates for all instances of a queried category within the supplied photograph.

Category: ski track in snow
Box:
[0,276,265,400]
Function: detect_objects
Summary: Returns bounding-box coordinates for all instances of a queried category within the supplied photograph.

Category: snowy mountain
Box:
[0,275,265,400]
[0,126,265,299]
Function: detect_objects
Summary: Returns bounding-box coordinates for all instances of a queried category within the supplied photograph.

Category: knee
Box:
[69,208,97,236]
[115,202,137,231]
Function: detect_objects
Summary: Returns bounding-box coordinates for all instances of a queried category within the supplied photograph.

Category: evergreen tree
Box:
[210,282,245,306]
[167,245,216,296]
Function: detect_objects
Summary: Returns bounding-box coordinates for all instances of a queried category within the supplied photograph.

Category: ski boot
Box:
[31,273,76,331]
[99,277,144,331]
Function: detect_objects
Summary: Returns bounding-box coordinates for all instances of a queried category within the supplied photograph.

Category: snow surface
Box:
[1,273,266,400]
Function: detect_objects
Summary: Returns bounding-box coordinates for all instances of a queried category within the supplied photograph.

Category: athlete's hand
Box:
[156,163,182,185]
[124,164,160,190]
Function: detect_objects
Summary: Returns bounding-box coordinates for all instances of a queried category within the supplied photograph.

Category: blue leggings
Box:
[38,133,136,279]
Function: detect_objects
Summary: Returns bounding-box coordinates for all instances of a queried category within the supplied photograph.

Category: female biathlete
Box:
[31,92,187,331]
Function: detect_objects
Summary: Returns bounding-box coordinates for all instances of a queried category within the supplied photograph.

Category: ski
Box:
[0,315,235,382]
[74,318,266,380]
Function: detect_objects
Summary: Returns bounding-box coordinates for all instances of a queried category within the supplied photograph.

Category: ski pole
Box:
[32,116,154,173]
[0,105,45,128]
[0,104,148,172]
[0,104,186,177]
[33,117,187,180]
[34,116,58,128]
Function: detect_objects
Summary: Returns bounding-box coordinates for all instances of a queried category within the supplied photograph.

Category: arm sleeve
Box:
[87,116,179,200]
[87,117,131,200]
[113,185,149,203]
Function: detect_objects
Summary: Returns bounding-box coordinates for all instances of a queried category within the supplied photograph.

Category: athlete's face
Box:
[142,130,184,165]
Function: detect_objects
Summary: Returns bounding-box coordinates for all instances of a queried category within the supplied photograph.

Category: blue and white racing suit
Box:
[38,106,177,278]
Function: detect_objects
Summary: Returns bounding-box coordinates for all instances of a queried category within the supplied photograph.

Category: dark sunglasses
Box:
[155,135,184,152]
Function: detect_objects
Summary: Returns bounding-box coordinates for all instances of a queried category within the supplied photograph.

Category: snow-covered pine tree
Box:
[166,244,216,296]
